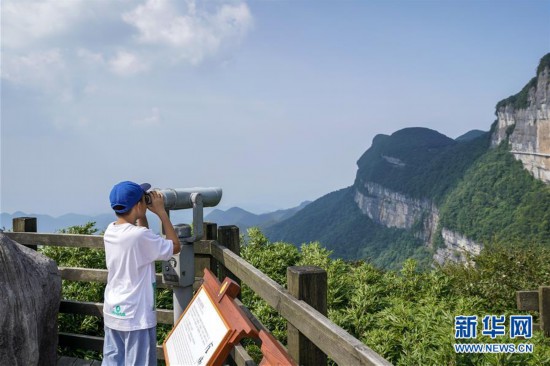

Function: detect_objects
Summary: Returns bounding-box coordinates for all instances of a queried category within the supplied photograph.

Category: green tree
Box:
[40,222,106,360]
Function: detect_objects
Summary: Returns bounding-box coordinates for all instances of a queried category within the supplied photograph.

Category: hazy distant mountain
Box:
[455,129,487,142]
[0,201,310,235]
[205,201,311,232]
[0,211,116,233]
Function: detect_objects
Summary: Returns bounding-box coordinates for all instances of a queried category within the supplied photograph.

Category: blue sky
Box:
[1,0,549,217]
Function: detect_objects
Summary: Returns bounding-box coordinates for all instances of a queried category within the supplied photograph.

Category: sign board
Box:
[163,269,297,366]
[164,287,230,366]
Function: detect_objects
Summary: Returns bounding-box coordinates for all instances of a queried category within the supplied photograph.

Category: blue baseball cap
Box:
[109,181,151,214]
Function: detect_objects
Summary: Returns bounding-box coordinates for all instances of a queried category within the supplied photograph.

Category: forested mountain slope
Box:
[266,53,550,269]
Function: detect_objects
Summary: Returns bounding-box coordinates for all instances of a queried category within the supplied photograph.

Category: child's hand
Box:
[147,191,165,215]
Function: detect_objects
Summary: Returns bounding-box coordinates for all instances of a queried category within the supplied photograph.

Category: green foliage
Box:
[40,222,105,360]
[265,186,433,270]
[266,128,490,271]
[496,77,537,111]
[439,144,550,247]
[495,53,550,112]
[42,221,550,365]
[442,243,550,313]
[242,227,300,285]
[241,231,550,365]
[536,53,550,76]
[355,128,490,203]
[241,228,300,343]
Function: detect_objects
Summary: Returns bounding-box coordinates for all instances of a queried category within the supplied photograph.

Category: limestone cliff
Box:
[267,56,549,268]
[433,229,482,266]
[491,54,550,183]
[353,182,482,263]
[353,182,438,244]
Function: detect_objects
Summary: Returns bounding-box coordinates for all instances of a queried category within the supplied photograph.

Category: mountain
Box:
[265,128,490,269]
[0,201,310,236]
[0,212,116,233]
[492,52,550,183]
[206,207,263,227]
[266,53,550,269]
[455,129,487,142]
[205,201,311,232]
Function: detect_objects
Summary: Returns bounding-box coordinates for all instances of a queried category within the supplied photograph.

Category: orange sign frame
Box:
[163,269,259,366]
[164,269,296,366]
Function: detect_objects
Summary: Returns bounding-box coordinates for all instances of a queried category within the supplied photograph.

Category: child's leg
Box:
[102,326,126,365]
[125,327,157,366]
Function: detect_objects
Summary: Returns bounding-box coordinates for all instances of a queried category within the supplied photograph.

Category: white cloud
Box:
[2,48,66,87]
[1,0,254,103]
[77,48,105,66]
[2,0,84,48]
[122,0,253,64]
[108,50,148,76]
[133,107,162,126]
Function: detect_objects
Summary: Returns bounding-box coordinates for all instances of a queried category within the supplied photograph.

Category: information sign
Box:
[164,287,230,366]
[164,269,297,366]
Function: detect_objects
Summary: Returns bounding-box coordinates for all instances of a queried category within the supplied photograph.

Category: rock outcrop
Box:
[0,233,61,366]
[433,229,483,266]
[491,56,550,183]
[354,183,482,264]
[354,182,439,244]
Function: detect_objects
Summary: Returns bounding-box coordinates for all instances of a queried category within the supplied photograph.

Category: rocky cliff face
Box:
[433,229,482,266]
[354,182,482,263]
[349,55,550,265]
[491,60,550,183]
[354,182,438,243]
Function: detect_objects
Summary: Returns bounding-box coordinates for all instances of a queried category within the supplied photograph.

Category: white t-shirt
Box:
[103,222,173,331]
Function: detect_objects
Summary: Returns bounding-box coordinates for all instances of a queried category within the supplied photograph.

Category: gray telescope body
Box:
[153,187,222,210]
[157,187,222,324]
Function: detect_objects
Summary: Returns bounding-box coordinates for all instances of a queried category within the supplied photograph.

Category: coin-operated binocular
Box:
[154,187,222,322]
[148,187,222,243]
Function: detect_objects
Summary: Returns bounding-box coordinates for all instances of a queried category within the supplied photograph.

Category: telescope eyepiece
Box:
[144,192,152,205]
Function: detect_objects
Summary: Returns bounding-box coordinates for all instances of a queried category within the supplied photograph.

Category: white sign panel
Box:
[164,288,230,366]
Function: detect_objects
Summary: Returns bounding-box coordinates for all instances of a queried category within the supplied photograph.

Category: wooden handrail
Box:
[6,232,104,248]
[209,242,391,366]
[5,230,391,365]
[4,232,212,255]
[59,300,174,325]
[58,267,177,289]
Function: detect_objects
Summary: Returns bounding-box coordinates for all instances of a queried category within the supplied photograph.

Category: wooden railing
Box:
[6,218,391,366]
[516,286,550,337]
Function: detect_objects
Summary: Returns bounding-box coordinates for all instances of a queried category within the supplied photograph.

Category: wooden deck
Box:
[57,356,101,365]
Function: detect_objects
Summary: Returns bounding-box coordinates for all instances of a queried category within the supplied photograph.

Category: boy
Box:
[102,181,181,365]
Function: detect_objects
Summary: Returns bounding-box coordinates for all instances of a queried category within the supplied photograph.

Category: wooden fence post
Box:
[541,286,550,337]
[217,225,241,366]
[516,286,550,337]
[217,225,241,289]
[203,222,218,276]
[287,266,328,366]
[13,217,37,250]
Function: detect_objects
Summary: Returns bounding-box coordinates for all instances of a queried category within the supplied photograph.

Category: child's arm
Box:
[147,191,181,254]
